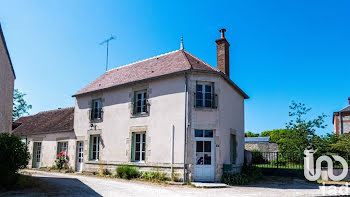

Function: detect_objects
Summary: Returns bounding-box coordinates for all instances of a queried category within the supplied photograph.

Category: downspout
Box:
[171,125,174,180]
[340,112,343,134]
[183,73,188,183]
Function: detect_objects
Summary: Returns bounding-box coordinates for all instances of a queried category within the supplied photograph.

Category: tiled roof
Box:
[74,50,248,98]
[12,107,74,136]
[339,106,350,112]
[245,137,270,143]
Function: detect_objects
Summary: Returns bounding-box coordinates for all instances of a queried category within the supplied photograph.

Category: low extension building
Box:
[0,23,15,133]
[333,97,350,135]
[12,108,76,169]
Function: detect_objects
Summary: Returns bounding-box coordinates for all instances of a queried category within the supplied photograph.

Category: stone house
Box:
[244,137,278,152]
[333,97,350,134]
[0,23,15,133]
[73,29,248,182]
[12,108,76,169]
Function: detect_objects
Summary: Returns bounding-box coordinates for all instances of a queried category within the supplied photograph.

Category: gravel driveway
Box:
[2,170,347,197]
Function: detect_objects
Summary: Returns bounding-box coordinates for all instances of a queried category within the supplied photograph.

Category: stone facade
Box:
[0,25,15,133]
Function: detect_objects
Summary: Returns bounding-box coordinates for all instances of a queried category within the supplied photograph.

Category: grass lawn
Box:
[254,164,304,169]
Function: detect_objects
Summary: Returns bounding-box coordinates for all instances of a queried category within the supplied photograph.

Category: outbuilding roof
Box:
[74,49,249,99]
[12,107,74,136]
[245,137,271,143]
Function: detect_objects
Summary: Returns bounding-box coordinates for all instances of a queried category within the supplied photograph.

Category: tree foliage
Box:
[246,131,259,137]
[0,133,30,178]
[12,89,32,120]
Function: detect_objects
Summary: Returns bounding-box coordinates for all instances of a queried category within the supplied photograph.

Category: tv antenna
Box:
[100,35,116,71]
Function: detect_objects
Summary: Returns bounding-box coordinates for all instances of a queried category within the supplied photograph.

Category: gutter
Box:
[183,73,188,183]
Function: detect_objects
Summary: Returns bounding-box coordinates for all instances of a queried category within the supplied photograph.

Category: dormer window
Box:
[90,99,103,121]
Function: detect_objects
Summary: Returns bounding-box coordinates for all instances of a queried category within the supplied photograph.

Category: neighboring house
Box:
[0,23,15,133]
[73,29,248,182]
[333,97,350,135]
[244,137,278,152]
[12,108,76,169]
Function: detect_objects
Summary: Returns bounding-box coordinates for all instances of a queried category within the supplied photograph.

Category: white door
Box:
[76,142,84,172]
[194,130,215,182]
[34,142,42,168]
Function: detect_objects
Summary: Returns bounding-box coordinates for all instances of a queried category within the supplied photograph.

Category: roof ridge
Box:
[180,49,193,69]
[17,107,74,119]
[183,50,219,72]
[107,50,180,73]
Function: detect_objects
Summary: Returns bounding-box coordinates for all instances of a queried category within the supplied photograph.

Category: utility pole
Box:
[100,35,116,71]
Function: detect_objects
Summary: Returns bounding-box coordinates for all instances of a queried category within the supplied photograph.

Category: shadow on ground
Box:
[0,176,102,197]
[240,176,321,190]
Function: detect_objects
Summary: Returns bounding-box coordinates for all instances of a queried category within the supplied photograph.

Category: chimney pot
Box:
[219,28,226,38]
[215,29,230,76]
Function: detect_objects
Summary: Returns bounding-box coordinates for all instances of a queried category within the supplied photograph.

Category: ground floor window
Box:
[57,141,68,154]
[89,135,100,160]
[131,133,146,162]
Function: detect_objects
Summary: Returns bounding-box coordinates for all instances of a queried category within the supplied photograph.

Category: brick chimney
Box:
[348,97,350,105]
[215,28,230,76]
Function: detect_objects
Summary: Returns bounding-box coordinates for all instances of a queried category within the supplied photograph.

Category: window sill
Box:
[194,107,217,112]
[130,113,149,118]
[90,119,103,123]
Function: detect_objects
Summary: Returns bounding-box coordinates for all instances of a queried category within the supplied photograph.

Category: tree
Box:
[331,134,350,153]
[12,89,32,120]
[260,129,289,143]
[0,133,30,185]
[246,131,259,137]
[281,101,327,155]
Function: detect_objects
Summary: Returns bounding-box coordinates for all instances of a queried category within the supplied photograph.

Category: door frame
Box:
[193,130,215,182]
[76,141,84,172]
[32,142,42,168]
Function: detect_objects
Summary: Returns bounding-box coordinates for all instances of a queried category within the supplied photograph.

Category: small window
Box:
[89,135,100,160]
[57,142,68,154]
[133,90,148,114]
[131,133,146,162]
[195,82,215,108]
[91,99,102,120]
[195,130,213,138]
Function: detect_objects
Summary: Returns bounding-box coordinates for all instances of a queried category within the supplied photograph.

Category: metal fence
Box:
[251,151,304,169]
[251,151,350,170]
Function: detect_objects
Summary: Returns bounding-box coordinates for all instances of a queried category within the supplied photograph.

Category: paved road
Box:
[3,170,346,197]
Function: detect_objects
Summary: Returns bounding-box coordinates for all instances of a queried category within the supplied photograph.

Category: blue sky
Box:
[0,1,349,135]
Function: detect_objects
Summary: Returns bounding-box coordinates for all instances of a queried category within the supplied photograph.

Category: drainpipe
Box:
[340,112,343,134]
[171,125,175,180]
[183,73,188,183]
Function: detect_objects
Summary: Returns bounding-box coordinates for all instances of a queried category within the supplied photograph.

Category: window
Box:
[91,99,102,120]
[131,133,146,162]
[133,90,148,114]
[195,82,216,108]
[57,142,68,154]
[89,135,100,160]
[194,130,213,166]
[195,130,214,138]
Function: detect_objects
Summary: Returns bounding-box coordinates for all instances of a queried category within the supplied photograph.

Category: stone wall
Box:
[245,142,278,152]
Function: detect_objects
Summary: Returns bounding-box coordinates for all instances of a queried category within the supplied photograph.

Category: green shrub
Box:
[0,133,30,186]
[115,165,139,179]
[222,173,249,185]
[222,165,262,185]
[251,150,267,164]
[140,171,170,182]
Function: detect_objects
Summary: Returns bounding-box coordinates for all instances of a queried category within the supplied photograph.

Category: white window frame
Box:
[132,132,146,162]
[196,82,214,108]
[134,90,148,114]
[90,135,100,161]
[91,99,102,120]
